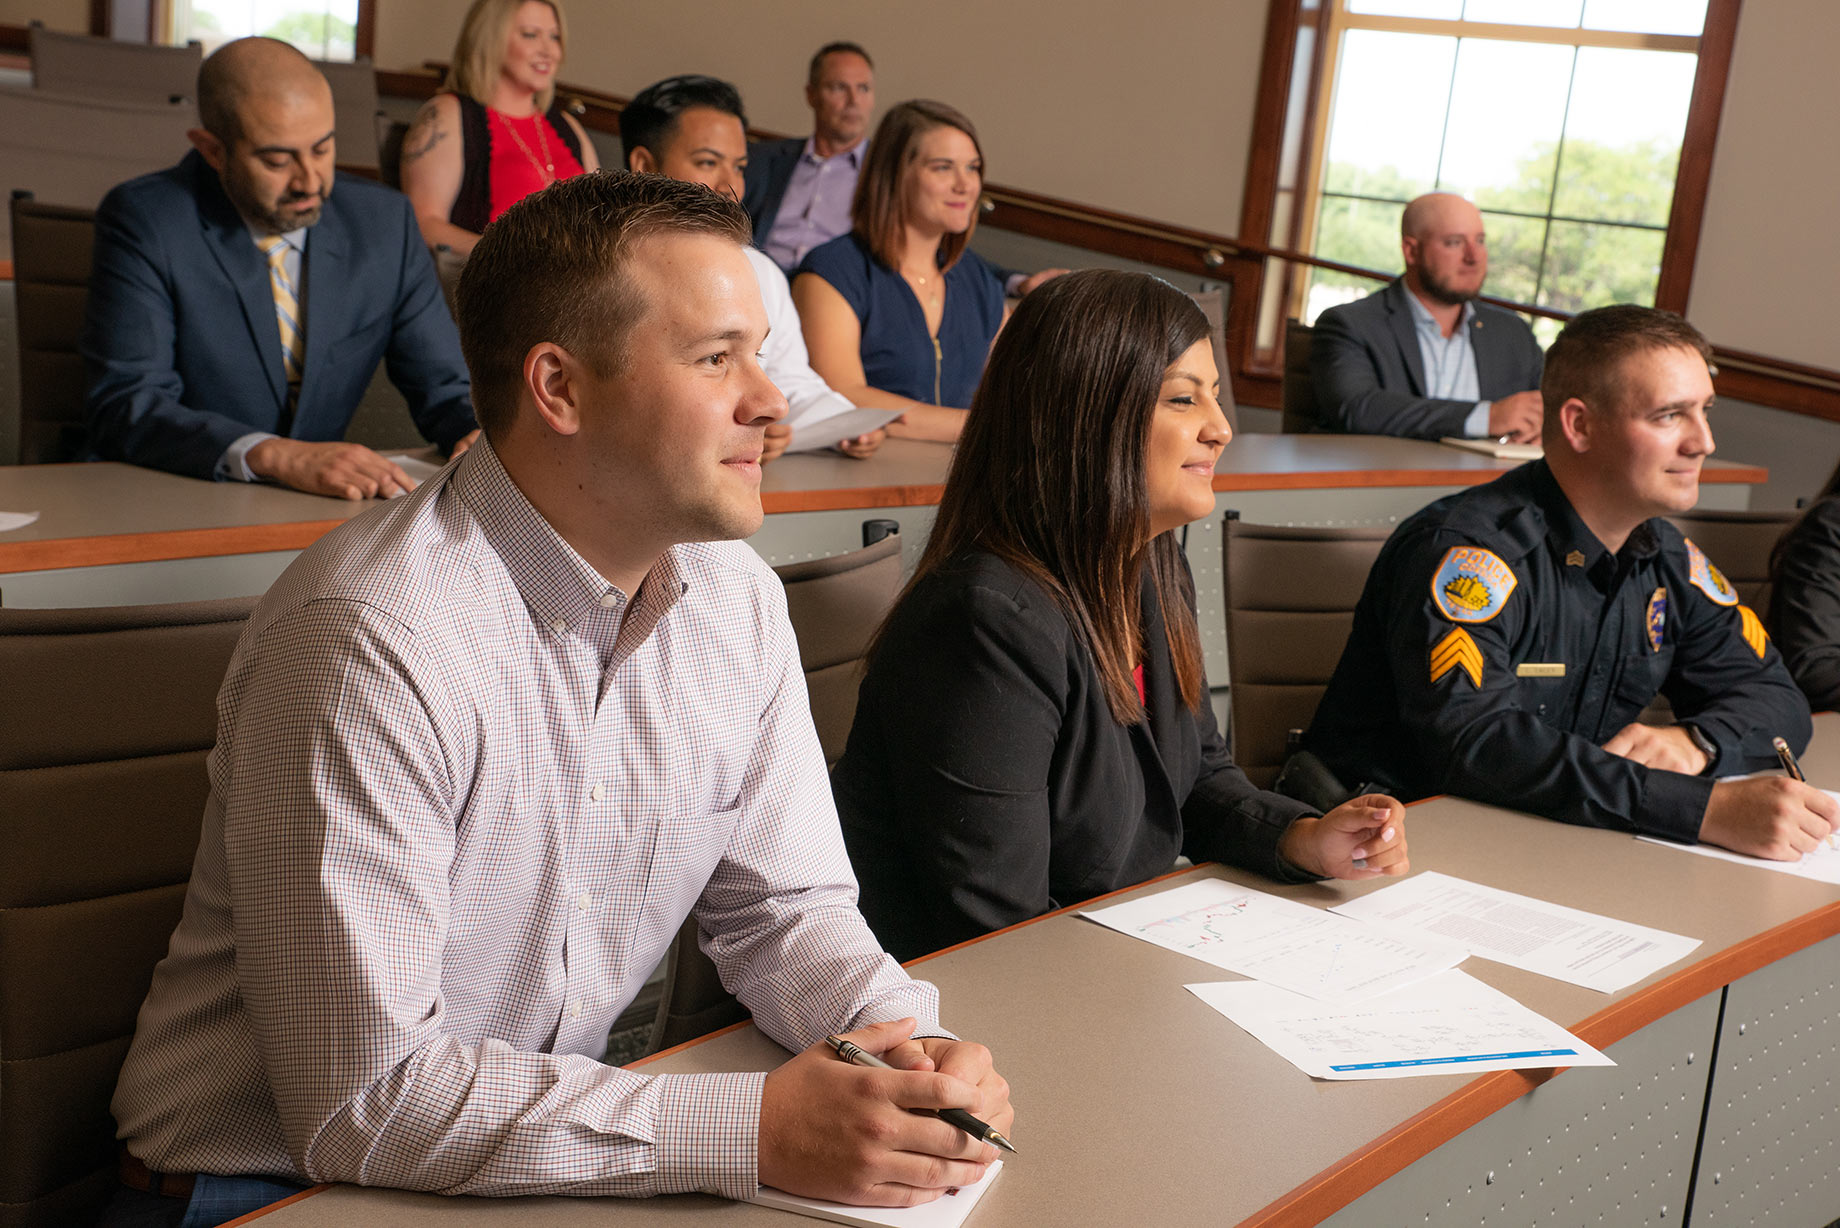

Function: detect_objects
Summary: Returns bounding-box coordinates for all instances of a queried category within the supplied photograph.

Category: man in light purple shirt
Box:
[743,42,875,274]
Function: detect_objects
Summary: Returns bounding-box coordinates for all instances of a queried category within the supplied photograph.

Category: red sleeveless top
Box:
[486,107,586,223]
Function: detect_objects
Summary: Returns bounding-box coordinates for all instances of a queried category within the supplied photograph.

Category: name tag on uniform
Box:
[1515,663,1566,678]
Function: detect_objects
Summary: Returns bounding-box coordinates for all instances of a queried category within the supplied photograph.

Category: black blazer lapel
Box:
[1382,279,1428,395]
[193,161,286,413]
[1131,571,1189,836]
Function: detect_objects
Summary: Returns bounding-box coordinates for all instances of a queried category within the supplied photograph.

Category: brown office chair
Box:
[378,117,411,190]
[647,530,905,1054]
[1665,508,1800,616]
[1221,513,1392,788]
[28,23,202,104]
[1280,319,1318,434]
[10,192,96,464]
[315,57,382,170]
[0,597,253,1228]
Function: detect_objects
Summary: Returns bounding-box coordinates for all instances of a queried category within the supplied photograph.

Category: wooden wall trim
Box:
[87,0,106,36]
[354,0,376,62]
[1654,0,1742,313]
[0,23,25,52]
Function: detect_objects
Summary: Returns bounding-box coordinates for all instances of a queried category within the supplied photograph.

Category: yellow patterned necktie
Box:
[258,235,305,390]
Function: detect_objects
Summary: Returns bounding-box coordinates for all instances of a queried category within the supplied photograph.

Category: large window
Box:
[1293,1,1709,340]
[169,0,361,60]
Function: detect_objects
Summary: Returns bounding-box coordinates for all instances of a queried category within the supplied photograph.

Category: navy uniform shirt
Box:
[1303,461,1811,841]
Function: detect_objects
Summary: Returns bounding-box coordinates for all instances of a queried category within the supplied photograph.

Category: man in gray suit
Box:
[1310,193,1544,441]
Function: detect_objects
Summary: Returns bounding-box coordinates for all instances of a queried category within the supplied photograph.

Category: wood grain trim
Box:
[0,260,13,280]
[0,21,29,50]
[222,1184,333,1225]
[761,484,947,514]
[0,520,346,574]
[354,0,376,62]
[1654,0,1742,313]
[1239,897,1840,1227]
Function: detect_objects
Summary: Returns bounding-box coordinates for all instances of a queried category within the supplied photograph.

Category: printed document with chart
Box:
[1080,878,1465,1003]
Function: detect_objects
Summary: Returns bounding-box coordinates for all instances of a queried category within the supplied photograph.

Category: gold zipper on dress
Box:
[932,336,943,405]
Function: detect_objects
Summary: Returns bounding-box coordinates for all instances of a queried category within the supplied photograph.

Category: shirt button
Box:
[549,617,567,635]
[590,783,605,802]
[599,592,619,609]
[577,892,591,911]
[571,1001,582,1020]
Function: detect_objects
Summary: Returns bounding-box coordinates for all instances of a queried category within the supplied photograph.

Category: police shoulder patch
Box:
[1430,545,1518,624]
[1685,538,1739,606]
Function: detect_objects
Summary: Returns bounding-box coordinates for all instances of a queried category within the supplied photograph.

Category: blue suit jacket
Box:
[740,135,807,255]
[1309,277,1544,439]
[83,150,476,480]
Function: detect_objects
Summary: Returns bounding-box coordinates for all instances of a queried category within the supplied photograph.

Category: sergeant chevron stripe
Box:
[1738,604,1769,660]
[1430,627,1484,688]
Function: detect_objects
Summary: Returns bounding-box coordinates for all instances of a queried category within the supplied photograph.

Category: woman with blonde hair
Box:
[399,0,598,255]
[793,100,1057,443]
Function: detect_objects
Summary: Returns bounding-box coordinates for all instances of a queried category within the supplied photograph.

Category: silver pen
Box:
[824,1035,1018,1154]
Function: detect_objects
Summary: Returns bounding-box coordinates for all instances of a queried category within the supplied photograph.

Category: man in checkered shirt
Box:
[107,172,1013,1226]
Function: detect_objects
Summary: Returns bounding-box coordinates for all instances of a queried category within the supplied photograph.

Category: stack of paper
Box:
[751,1160,1003,1227]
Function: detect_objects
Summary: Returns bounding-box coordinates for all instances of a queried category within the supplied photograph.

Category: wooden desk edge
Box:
[0,521,349,574]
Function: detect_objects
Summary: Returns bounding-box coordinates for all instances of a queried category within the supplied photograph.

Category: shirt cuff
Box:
[1634,766,1716,844]
[652,1071,767,1200]
[218,432,278,482]
[1004,272,1028,299]
[1462,401,1493,438]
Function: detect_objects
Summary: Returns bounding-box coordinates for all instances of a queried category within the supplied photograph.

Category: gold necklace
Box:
[499,110,556,183]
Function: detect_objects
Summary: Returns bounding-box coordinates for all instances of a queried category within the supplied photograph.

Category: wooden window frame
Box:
[1230,0,1741,384]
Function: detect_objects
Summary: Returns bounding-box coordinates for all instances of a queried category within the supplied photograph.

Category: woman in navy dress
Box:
[794,100,1054,443]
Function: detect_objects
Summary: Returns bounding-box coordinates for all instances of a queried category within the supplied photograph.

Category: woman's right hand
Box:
[1279,794,1409,879]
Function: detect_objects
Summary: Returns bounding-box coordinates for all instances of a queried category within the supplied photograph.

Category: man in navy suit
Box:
[742,41,874,274]
[1309,193,1545,442]
[83,37,478,498]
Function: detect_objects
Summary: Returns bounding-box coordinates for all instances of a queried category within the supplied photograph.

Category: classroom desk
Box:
[0,438,1766,613]
[239,716,1840,1227]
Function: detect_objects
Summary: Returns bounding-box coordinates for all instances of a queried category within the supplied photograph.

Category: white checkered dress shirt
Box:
[112,440,942,1198]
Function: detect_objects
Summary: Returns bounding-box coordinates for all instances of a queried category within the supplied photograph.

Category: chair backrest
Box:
[1281,319,1317,434]
[29,25,202,105]
[0,87,195,255]
[315,57,381,170]
[0,597,253,1228]
[1665,508,1801,617]
[1188,288,1238,432]
[646,533,905,1056]
[10,192,96,464]
[1222,514,1392,788]
[773,533,905,765]
[378,117,411,190]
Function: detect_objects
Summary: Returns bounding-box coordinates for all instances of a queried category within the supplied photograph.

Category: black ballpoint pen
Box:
[824,1035,1018,1154]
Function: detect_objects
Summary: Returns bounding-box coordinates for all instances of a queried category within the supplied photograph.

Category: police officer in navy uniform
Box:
[1293,305,1838,862]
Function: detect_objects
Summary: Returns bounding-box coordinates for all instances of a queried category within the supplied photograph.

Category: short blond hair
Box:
[443,0,566,113]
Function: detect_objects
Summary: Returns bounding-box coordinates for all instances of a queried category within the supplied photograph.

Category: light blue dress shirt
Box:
[1402,290,1493,438]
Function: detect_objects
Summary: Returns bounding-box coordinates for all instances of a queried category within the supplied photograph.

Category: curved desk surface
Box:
[0,438,1768,577]
[240,714,1840,1227]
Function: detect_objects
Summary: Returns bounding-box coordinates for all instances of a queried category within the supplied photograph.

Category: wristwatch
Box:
[1679,722,1717,772]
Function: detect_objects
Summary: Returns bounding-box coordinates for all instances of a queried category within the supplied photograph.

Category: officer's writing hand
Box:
[1279,794,1409,879]
[1487,391,1543,443]
[1602,723,1708,775]
[246,438,416,500]
[1700,776,1838,860]
[759,1017,999,1207]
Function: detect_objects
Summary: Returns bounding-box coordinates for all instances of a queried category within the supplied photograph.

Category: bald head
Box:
[1400,192,1487,307]
[197,37,331,146]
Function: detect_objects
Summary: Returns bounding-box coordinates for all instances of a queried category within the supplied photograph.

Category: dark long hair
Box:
[1769,457,1840,590]
[887,269,1212,724]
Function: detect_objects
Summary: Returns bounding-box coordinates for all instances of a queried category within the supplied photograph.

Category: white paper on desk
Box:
[1331,871,1699,993]
[1189,969,1614,1080]
[1080,878,1467,1003]
[1438,436,1543,460]
[750,1160,1001,1227]
[0,510,39,532]
[786,407,904,453]
[1637,829,1840,885]
[382,453,447,485]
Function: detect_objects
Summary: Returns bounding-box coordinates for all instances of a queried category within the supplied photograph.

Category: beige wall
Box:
[0,0,86,31]
[372,0,1271,235]
[1686,0,1840,372]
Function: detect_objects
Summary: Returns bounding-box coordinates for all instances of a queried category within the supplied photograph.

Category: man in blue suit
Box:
[83,37,478,498]
[1309,193,1545,442]
[742,41,874,274]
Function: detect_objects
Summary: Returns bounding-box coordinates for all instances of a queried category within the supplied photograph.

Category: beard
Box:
[1416,265,1481,307]
[224,166,328,234]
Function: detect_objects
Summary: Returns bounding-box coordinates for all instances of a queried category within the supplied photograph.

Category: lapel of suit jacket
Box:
[194,158,287,412]
[1383,278,1428,395]
[767,139,804,213]
[295,192,352,431]
[1129,569,1186,826]
[1468,304,1505,391]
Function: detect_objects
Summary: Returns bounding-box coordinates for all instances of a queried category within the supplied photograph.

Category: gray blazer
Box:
[1310,277,1544,439]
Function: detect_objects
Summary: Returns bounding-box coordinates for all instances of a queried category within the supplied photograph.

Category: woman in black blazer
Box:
[832,270,1410,962]
[1770,459,1840,711]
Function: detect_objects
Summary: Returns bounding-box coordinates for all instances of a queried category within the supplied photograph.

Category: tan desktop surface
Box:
[242,715,1840,1227]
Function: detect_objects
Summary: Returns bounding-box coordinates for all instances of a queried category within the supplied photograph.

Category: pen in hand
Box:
[1773,736,1837,849]
[824,1035,1018,1154]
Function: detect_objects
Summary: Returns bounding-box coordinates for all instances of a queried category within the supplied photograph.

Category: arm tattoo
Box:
[403,104,448,163]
